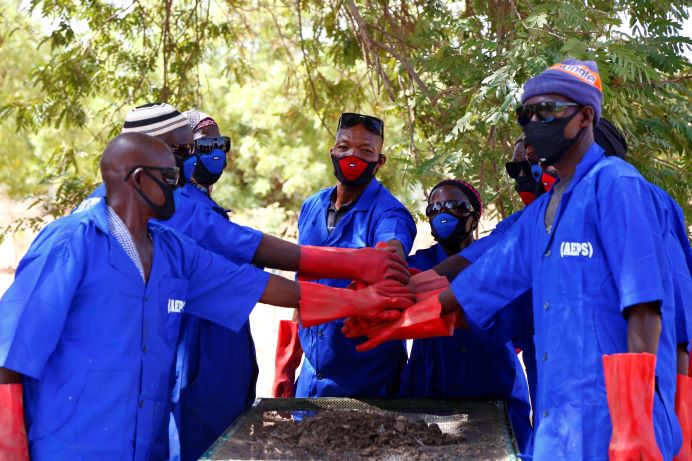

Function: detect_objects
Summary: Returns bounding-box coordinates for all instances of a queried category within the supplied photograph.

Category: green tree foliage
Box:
[0,0,690,236]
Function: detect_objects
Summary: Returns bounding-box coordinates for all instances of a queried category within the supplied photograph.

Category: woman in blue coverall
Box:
[170,111,258,461]
[400,179,533,455]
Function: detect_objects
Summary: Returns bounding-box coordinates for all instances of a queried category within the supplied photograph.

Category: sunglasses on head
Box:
[505,161,542,181]
[195,136,231,154]
[425,200,475,217]
[170,143,195,158]
[338,112,385,137]
[515,101,581,126]
[124,165,180,188]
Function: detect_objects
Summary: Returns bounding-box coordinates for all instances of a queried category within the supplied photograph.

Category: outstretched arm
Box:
[253,235,410,284]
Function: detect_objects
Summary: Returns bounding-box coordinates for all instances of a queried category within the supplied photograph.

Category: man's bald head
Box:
[101,133,174,192]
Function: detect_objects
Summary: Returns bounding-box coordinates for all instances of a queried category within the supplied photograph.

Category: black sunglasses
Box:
[338,112,384,137]
[505,161,542,181]
[195,136,231,154]
[170,143,195,158]
[515,101,580,126]
[425,200,475,217]
[124,165,180,188]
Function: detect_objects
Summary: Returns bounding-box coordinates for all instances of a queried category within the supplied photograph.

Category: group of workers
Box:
[0,57,690,461]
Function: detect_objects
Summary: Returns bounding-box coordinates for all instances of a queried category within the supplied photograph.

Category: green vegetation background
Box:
[0,0,690,238]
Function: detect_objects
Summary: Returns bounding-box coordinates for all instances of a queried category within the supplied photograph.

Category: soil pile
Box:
[211,409,509,460]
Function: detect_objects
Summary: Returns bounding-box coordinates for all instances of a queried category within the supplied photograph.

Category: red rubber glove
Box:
[299,280,416,328]
[674,374,692,461]
[353,295,455,352]
[271,320,303,398]
[298,244,410,285]
[0,383,30,461]
[602,353,664,461]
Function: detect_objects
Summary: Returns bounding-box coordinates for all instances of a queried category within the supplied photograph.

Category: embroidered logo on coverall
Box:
[560,241,594,258]
[167,299,186,313]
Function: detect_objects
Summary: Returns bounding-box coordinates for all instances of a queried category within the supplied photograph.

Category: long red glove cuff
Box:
[390,295,455,339]
[0,383,30,461]
[602,353,664,461]
[299,281,360,328]
[674,374,692,461]
[271,320,303,398]
[298,246,365,281]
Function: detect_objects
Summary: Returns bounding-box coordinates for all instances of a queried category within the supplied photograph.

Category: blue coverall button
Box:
[543,410,549,418]
[142,344,147,353]
[544,250,551,257]
[459,346,467,353]
[543,352,548,361]
[544,302,550,310]
[317,373,325,380]
[317,329,324,337]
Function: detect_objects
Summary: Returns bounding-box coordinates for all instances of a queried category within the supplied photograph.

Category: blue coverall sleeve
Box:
[170,191,263,264]
[451,216,532,331]
[598,177,665,312]
[0,230,85,379]
[180,235,271,331]
[374,208,417,255]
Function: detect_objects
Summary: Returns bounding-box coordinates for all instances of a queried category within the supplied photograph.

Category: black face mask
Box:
[331,155,379,187]
[136,170,176,221]
[523,110,584,166]
[514,175,538,205]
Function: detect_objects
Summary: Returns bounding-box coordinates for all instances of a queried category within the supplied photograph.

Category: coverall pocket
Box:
[159,277,189,346]
[28,370,88,442]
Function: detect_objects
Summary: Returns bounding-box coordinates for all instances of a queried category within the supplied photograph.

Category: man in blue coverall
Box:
[294,112,417,398]
[351,59,684,460]
[400,178,533,455]
[0,133,417,460]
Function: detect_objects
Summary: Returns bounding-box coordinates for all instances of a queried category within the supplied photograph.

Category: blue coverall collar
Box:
[90,199,152,286]
[541,141,605,245]
[326,177,382,212]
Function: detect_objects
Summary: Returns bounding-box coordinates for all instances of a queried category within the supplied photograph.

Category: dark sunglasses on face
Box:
[124,166,180,188]
[338,112,385,137]
[195,136,231,154]
[505,161,542,181]
[170,143,195,158]
[515,101,581,126]
[425,200,475,217]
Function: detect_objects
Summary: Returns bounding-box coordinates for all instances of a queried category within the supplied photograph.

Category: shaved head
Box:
[100,132,176,215]
[101,133,173,185]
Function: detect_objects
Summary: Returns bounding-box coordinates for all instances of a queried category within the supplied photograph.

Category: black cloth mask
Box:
[136,170,176,221]
[523,110,584,166]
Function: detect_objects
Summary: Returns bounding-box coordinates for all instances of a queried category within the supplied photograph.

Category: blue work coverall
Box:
[296,178,416,397]
[79,183,263,460]
[401,242,533,455]
[452,143,682,460]
[0,200,269,460]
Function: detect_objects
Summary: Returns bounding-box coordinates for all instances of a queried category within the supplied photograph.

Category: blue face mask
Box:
[431,212,474,248]
[431,213,460,239]
[183,148,227,187]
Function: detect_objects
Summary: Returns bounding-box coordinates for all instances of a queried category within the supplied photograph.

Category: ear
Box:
[329,146,335,156]
[378,154,387,167]
[580,106,595,127]
[131,167,144,190]
[466,214,479,232]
